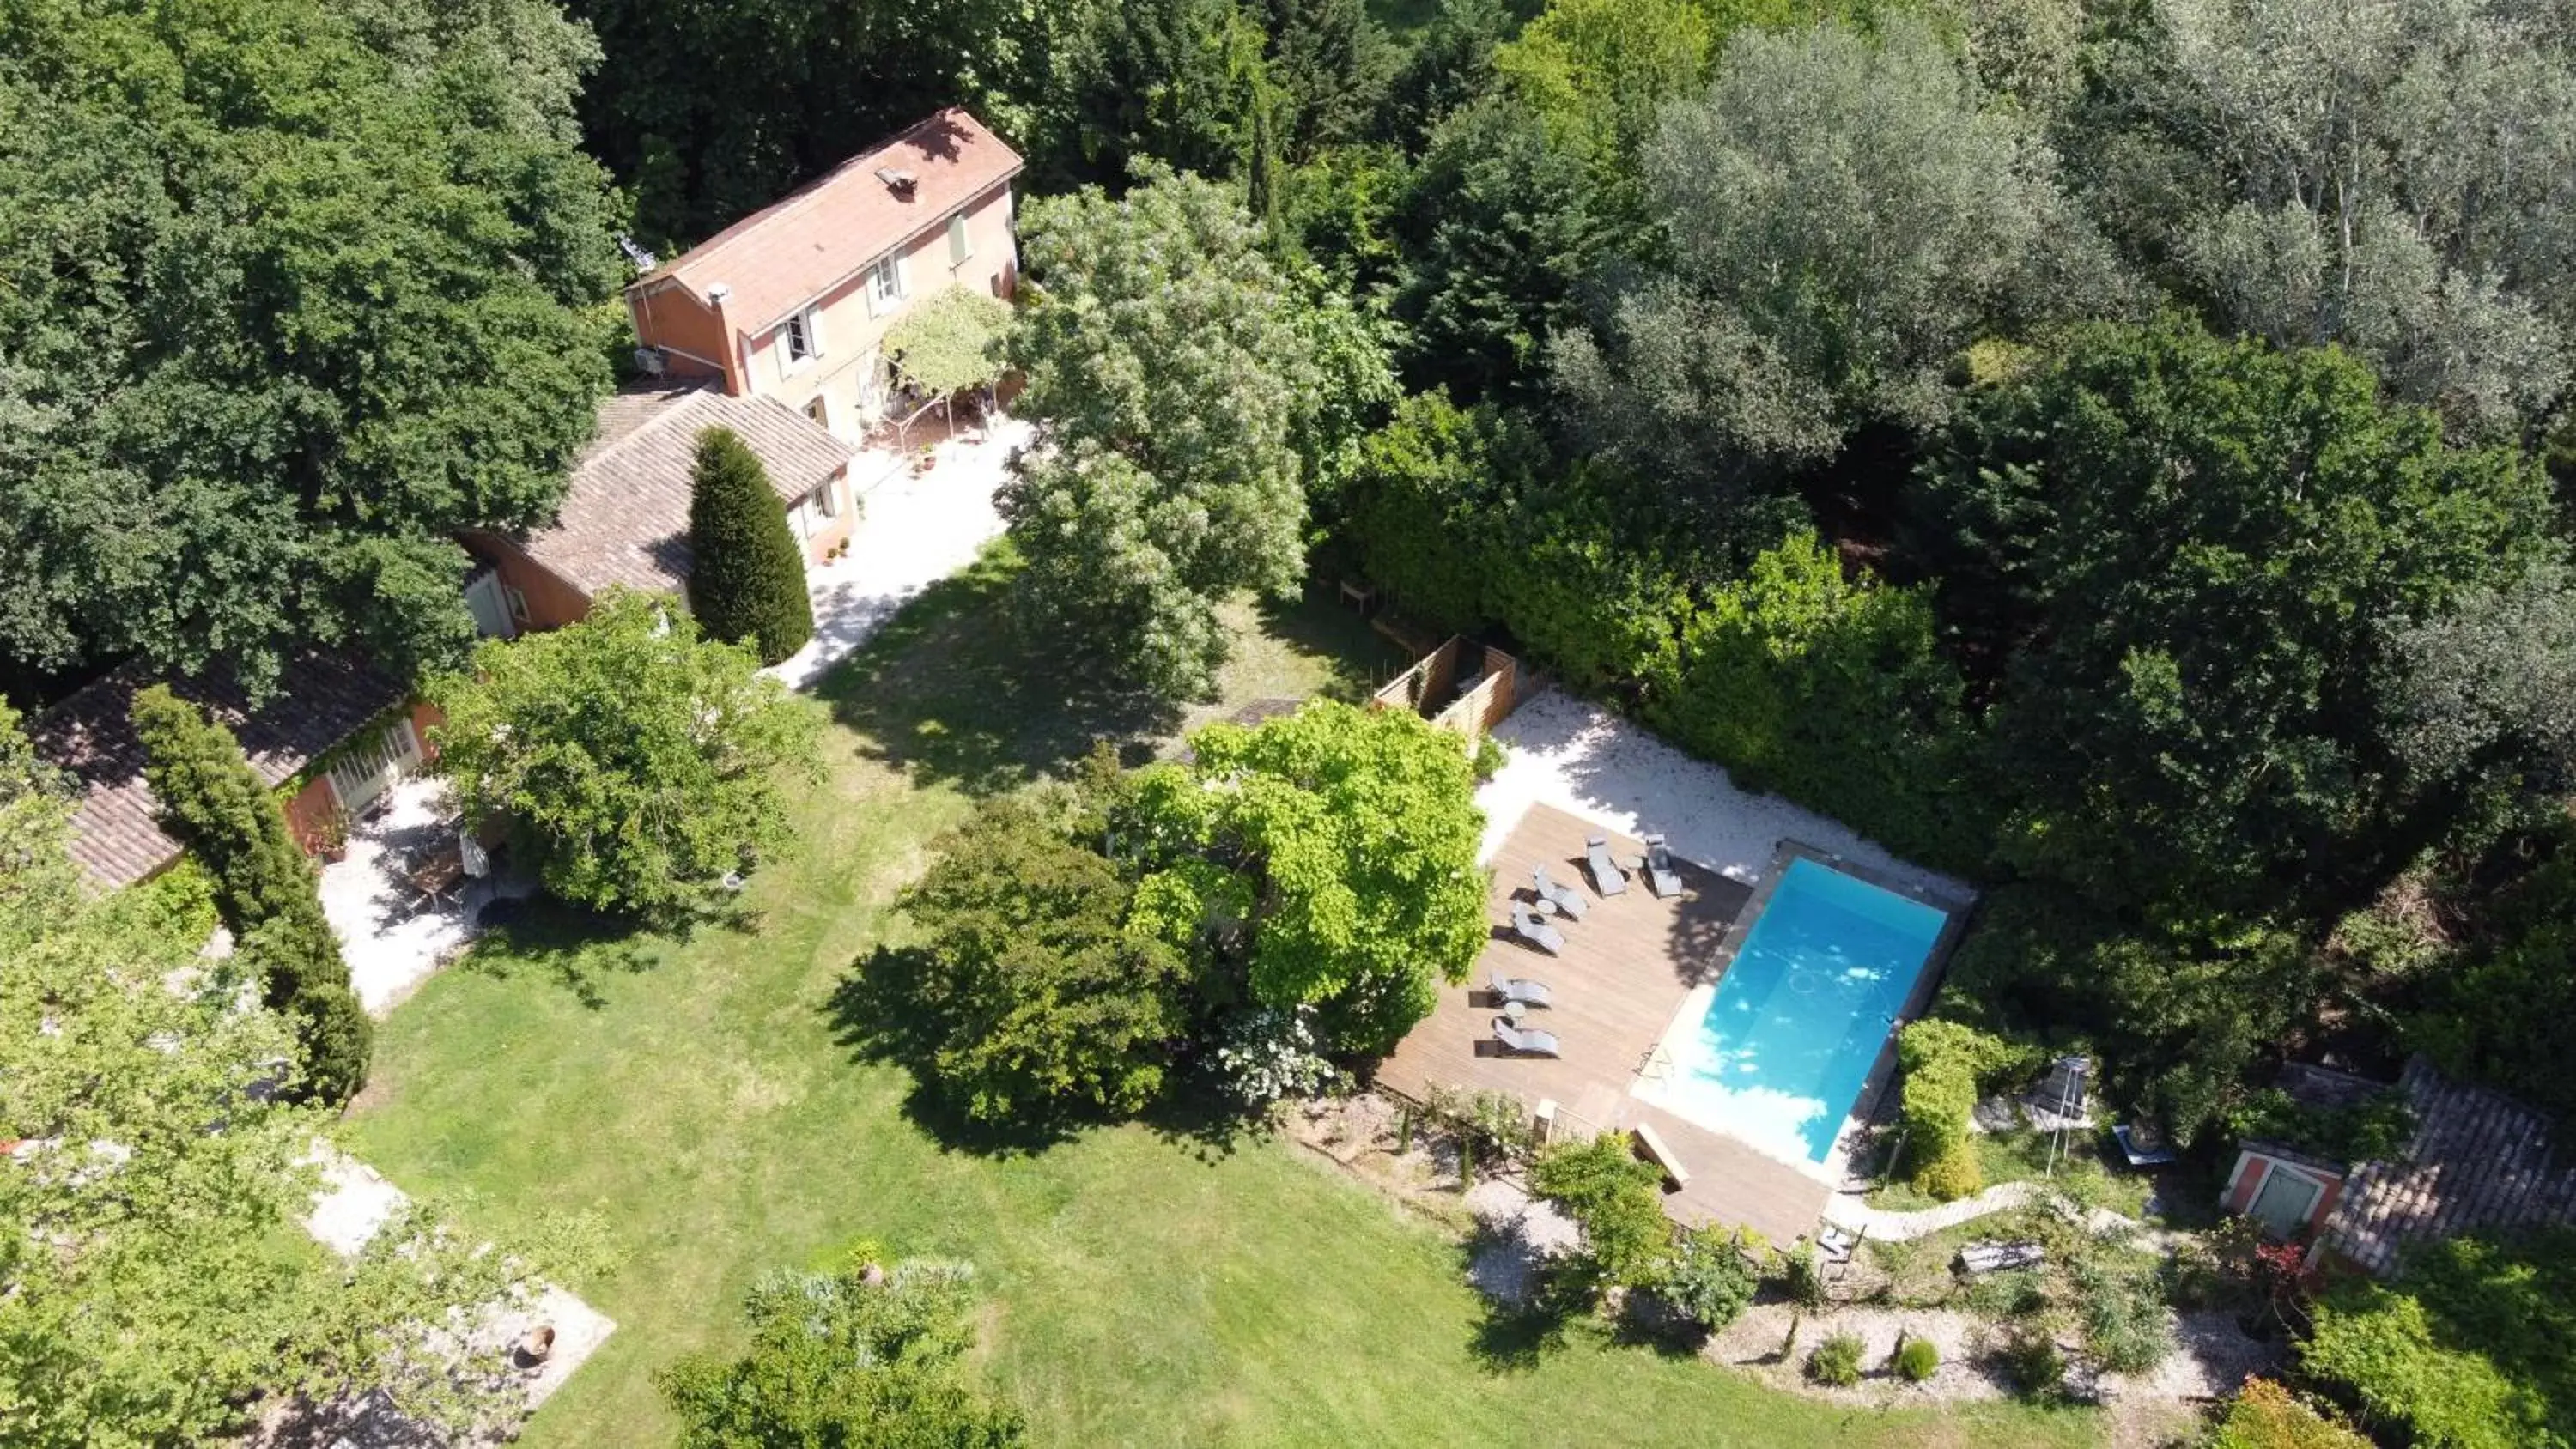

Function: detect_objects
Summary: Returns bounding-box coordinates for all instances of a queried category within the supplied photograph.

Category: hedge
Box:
[1337,392,1989,874]
[1893,1019,2026,1200]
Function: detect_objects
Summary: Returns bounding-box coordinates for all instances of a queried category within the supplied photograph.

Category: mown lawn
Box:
[348,550,2099,1447]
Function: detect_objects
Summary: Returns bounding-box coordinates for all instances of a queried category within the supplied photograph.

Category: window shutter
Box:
[895,251,911,299]
[949,215,970,266]
[805,306,826,357]
[865,266,884,318]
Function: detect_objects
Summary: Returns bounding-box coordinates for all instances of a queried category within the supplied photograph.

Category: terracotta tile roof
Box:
[519,381,855,601]
[29,652,406,888]
[630,108,1025,334]
[2318,1057,2576,1276]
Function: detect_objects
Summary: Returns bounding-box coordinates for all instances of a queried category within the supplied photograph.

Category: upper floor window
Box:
[948,215,972,267]
[778,306,823,374]
[866,257,904,315]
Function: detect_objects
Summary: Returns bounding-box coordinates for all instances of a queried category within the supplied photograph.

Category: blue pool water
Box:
[1649,858,1950,1166]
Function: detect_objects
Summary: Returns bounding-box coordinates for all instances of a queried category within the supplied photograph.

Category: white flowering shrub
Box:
[1213,1006,1340,1108]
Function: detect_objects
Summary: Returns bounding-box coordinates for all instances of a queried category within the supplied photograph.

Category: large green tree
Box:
[0,707,548,1445]
[1000,172,1346,699]
[2130,0,2576,440]
[131,686,371,1105]
[1121,701,1487,1054]
[875,797,1194,1125]
[1921,317,2555,913]
[687,428,815,666]
[0,0,622,699]
[569,0,1024,246]
[428,590,824,919]
[1552,17,2118,499]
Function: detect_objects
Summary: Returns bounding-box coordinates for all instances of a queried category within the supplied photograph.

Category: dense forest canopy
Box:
[0,0,624,700]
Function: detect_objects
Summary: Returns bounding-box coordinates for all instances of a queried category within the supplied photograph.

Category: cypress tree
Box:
[133,686,368,1105]
[687,427,815,665]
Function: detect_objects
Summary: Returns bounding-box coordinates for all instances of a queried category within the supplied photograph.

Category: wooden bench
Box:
[1631,1122,1690,1192]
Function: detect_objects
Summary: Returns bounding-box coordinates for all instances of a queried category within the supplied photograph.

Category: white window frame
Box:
[948,214,972,267]
[805,395,829,429]
[810,479,838,519]
[866,258,902,316]
[777,306,823,376]
[505,585,530,625]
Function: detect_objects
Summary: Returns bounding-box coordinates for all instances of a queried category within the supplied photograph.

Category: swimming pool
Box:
[1638,856,1951,1167]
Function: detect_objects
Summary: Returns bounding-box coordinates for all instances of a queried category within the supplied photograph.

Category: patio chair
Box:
[1492,1017,1562,1058]
[1584,834,1628,897]
[1531,863,1588,920]
[1510,905,1565,956]
[1488,967,1552,1009]
[1639,834,1682,900]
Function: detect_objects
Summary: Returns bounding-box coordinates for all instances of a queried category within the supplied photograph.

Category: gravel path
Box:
[1481,689,1970,900]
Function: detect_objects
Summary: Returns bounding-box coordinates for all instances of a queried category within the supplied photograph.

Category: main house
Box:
[463,107,1025,636]
[32,111,1024,888]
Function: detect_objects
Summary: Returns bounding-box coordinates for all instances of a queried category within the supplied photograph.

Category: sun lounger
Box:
[1492,1017,1562,1058]
[1532,863,1589,920]
[1489,967,1552,1009]
[1955,1241,2046,1274]
[1640,834,1682,899]
[1510,905,1565,956]
[1584,835,1627,897]
[1631,1122,1689,1191]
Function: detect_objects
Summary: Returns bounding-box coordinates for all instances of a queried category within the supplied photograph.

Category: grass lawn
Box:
[348,549,2099,1447]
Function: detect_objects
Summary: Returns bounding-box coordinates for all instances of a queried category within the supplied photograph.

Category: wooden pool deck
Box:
[1373,803,1836,1246]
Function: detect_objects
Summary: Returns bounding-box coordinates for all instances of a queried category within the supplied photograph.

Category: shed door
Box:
[325,718,422,818]
[465,571,517,639]
[2249,1164,2324,1239]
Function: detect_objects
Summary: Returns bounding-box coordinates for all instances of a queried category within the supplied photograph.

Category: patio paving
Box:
[766,414,1030,690]
[317,776,533,1018]
[266,1146,614,1448]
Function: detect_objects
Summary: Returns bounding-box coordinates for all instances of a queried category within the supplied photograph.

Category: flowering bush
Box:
[1212,1006,1340,1109]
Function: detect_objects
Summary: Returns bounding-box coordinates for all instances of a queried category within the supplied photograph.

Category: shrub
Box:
[2074,1256,2177,1375]
[1894,1019,2025,1200]
[881,798,1194,1125]
[1212,1006,1340,1109]
[2300,1229,2576,1449]
[2208,1379,2372,1449]
[686,427,815,665]
[1997,1324,2067,1402]
[1659,1224,1765,1333]
[1807,1331,1865,1386]
[1529,1134,1673,1294]
[1893,1336,1940,1382]
[657,1259,1024,1446]
[1782,1244,1827,1309]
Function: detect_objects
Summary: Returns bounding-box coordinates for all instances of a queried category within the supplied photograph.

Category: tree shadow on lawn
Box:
[465,894,657,1009]
[811,546,1182,797]
[825,943,1277,1162]
[823,945,1084,1157]
[1461,1227,1589,1373]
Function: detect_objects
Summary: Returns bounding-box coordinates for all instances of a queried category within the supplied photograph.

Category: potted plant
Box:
[311,810,350,864]
[914,441,939,476]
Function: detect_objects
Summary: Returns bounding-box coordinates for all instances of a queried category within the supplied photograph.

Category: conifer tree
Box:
[686,428,816,666]
[131,686,369,1104]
